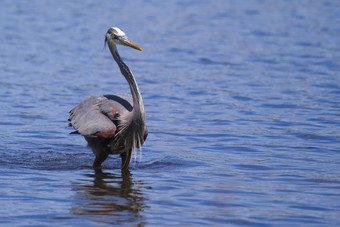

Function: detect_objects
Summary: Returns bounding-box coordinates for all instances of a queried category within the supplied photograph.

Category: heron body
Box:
[68,27,147,170]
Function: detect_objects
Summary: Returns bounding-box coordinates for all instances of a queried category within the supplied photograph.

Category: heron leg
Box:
[93,148,109,169]
[120,150,132,171]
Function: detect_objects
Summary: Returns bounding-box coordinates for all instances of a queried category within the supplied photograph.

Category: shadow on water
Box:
[70,169,149,225]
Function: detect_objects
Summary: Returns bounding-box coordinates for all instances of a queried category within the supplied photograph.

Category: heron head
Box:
[105,27,143,51]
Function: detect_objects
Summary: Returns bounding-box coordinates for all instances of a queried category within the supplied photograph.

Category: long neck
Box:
[108,43,145,119]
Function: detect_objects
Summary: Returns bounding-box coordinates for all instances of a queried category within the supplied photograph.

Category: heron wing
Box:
[69,96,118,138]
[69,95,134,138]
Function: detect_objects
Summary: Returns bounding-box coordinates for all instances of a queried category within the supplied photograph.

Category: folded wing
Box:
[69,96,118,138]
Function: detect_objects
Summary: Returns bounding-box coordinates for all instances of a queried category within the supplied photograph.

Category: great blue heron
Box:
[68,27,148,171]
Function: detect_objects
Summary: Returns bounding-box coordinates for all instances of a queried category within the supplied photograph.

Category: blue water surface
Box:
[0,0,339,226]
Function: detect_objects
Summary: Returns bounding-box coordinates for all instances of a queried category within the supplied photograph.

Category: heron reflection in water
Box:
[68,27,148,171]
[71,170,148,224]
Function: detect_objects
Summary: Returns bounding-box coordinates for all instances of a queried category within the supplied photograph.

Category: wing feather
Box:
[69,95,133,138]
[69,96,117,137]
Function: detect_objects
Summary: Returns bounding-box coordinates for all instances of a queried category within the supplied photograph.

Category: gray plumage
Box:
[68,27,148,171]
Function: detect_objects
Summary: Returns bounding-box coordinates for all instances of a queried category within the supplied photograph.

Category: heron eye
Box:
[112,34,119,40]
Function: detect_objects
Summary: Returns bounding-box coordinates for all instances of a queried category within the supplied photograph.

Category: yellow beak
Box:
[121,38,143,51]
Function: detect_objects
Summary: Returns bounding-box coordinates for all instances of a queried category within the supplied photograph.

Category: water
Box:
[0,0,339,226]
